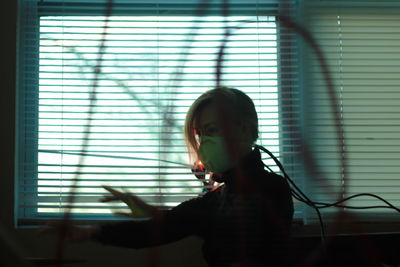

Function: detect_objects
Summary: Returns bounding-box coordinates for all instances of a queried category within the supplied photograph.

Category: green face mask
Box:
[198,136,232,174]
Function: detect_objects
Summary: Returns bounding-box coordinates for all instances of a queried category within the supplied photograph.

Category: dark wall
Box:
[2,0,17,228]
[0,1,21,265]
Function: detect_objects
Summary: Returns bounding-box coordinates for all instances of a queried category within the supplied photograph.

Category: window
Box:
[17,0,400,229]
[301,0,400,222]
[16,0,301,225]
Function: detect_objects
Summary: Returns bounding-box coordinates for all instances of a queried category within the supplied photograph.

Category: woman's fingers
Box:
[99,195,119,202]
[102,186,140,206]
[102,185,121,195]
[101,185,160,219]
[101,186,142,215]
[102,186,127,199]
[101,186,132,204]
[125,197,151,218]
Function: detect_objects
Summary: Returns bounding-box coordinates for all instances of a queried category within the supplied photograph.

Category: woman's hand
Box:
[100,186,161,219]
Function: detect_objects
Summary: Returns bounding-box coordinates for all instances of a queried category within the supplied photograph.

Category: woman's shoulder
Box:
[252,170,292,197]
[256,168,287,184]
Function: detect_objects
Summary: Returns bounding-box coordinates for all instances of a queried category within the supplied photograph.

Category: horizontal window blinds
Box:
[16,0,301,224]
[37,0,288,16]
[302,3,400,220]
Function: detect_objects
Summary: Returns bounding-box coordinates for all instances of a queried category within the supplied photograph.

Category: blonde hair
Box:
[184,87,259,160]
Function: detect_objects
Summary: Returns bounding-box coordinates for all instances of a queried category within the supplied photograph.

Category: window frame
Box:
[16,0,301,226]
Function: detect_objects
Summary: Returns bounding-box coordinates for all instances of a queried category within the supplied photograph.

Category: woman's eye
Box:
[206,126,219,136]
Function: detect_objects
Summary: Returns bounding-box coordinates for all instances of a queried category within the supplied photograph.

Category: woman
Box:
[61,87,294,266]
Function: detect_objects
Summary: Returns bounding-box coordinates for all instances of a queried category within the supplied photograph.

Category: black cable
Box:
[256,145,316,208]
[313,193,400,212]
[261,162,275,173]
[255,145,326,243]
[255,144,400,245]
[256,145,400,213]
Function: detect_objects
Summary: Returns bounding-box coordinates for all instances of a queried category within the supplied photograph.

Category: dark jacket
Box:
[93,148,294,266]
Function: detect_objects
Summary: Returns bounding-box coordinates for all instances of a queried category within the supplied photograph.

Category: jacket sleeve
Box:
[92,191,216,249]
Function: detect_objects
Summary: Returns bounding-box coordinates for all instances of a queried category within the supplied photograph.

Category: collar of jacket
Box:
[212,147,266,187]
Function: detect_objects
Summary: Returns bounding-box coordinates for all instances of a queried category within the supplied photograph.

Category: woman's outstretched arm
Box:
[91,189,216,249]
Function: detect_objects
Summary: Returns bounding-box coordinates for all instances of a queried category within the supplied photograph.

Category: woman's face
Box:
[196,103,252,156]
[196,103,223,137]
